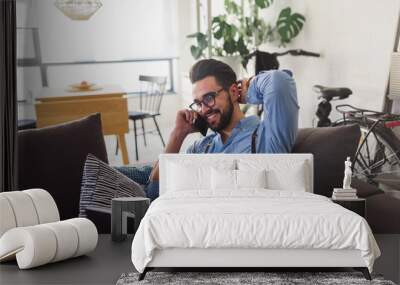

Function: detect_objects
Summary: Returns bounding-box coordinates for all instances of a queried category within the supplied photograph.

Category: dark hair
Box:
[189,59,237,90]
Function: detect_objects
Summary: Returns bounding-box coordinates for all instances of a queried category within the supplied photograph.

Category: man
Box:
[146,59,299,199]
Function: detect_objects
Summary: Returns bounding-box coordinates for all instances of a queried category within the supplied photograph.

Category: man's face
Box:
[192,76,234,132]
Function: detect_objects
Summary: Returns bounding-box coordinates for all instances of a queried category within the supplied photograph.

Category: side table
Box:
[331,198,366,217]
[112,197,150,242]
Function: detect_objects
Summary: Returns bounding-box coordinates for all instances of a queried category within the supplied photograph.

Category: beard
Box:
[207,96,234,132]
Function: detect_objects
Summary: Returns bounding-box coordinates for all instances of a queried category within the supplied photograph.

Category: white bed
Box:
[131,154,380,280]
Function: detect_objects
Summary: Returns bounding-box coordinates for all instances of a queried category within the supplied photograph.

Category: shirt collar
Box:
[213,115,259,143]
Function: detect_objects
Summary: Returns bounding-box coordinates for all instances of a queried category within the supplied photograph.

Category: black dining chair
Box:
[116,75,167,161]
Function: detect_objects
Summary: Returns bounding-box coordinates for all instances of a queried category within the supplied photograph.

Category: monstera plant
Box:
[187,0,305,68]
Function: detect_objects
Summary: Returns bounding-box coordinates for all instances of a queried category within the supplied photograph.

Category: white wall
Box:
[16,0,180,119]
[259,0,400,127]
[30,0,178,62]
[179,0,400,128]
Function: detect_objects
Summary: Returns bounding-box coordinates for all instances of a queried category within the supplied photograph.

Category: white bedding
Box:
[131,190,380,273]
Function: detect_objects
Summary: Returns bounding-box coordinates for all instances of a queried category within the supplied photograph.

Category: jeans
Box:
[144,181,159,201]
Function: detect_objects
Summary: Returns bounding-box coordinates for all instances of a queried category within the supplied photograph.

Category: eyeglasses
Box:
[189,88,224,113]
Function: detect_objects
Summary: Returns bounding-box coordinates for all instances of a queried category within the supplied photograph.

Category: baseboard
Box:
[373,234,400,284]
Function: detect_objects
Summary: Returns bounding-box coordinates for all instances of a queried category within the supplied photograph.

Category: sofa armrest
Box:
[351,178,384,198]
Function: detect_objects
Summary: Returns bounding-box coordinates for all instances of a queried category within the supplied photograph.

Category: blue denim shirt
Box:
[186,70,299,154]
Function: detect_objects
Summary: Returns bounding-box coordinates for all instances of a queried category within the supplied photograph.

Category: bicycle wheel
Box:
[333,119,400,192]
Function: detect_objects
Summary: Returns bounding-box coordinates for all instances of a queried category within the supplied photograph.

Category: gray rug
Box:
[116,272,396,285]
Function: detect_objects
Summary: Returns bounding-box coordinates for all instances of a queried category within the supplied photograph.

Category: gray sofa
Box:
[292,124,400,234]
[16,116,400,234]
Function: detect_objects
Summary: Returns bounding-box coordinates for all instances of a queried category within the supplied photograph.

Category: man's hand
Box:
[173,109,199,137]
[237,77,254,104]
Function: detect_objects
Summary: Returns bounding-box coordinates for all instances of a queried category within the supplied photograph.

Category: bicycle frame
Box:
[338,115,379,172]
[338,107,400,174]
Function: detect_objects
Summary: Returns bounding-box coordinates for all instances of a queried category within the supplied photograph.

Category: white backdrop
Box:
[258,0,400,127]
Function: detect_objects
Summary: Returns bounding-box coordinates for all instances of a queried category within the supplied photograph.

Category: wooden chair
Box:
[117,75,167,161]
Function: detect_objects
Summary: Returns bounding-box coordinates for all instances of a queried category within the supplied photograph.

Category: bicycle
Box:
[313,85,400,191]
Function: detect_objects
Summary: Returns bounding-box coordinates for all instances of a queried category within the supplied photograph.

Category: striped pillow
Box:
[79,154,146,217]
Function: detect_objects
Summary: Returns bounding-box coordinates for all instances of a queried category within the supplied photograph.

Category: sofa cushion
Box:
[366,193,400,234]
[18,113,108,220]
[79,154,146,218]
[292,124,361,197]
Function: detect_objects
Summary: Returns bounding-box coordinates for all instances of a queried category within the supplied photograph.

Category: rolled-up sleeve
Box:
[247,70,299,153]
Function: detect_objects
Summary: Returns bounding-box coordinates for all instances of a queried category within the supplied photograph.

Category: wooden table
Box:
[35,85,130,165]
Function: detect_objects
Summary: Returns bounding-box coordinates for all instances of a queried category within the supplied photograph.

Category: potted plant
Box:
[187,0,306,69]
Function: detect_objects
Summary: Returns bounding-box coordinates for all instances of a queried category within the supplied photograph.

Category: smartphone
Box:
[193,116,208,136]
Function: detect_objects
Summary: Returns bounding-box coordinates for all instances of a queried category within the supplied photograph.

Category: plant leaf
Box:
[212,16,228,40]
[187,32,208,60]
[186,33,198,38]
[276,7,305,43]
[255,0,273,9]
[225,0,240,15]
[237,37,249,57]
[223,39,237,54]
[190,46,203,59]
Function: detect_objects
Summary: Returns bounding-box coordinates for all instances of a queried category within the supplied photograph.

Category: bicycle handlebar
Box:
[274,49,321,57]
[245,49,321,61]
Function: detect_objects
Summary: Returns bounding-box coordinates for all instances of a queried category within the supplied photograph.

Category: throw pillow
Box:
[166,162,210,191]
[266,162,307,191]
[238,158,308,191]
[211,168,267,190]
[236,169,267,189]
[166,161,235,192]
[18,113,108,220]
[79,154,146,217]
[211,168,236,190]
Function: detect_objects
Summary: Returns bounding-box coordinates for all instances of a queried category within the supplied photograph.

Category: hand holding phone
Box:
[193,115,208,136]
[175,109,209,137]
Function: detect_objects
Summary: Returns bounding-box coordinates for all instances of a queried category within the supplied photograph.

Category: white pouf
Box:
[0,189,98,269]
